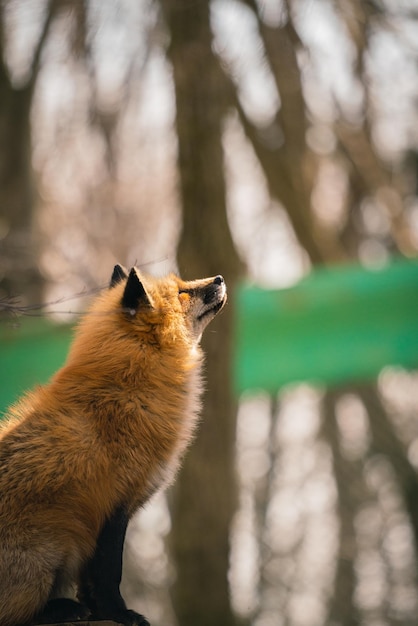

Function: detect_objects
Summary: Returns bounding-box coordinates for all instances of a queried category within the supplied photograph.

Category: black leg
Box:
[32,598,90,624]
[79,507,150,626]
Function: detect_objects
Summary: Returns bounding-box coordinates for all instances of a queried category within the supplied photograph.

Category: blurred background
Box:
[1,0,418,625]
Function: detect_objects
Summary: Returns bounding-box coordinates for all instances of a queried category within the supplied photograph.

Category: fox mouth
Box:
[198,296,226,321]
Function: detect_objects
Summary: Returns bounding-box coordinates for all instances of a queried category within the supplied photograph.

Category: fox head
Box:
[66,265,227,376]
[109,264,227,343]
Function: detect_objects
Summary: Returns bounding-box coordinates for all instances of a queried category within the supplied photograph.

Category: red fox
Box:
[0,265,227,626]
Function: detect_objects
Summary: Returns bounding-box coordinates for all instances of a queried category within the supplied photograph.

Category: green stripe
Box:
[234,259,418,393]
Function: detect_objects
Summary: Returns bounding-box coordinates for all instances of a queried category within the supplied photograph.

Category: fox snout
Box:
[183,274,227,339]
[200,275,227,316]
[203,275,226,305]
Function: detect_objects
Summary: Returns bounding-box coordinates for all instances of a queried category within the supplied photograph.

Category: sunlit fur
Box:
[0,269,226,626]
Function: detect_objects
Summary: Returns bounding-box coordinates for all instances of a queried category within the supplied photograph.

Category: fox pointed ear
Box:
[121,268,152,313]
[110,264,128,288]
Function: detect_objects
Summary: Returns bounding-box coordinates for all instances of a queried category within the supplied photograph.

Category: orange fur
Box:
[0,269,226,626]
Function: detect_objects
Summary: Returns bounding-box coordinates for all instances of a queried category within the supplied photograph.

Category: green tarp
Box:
[0,319,73,414]
[235,259,418,393]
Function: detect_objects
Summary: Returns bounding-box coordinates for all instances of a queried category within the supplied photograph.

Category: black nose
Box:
[214,275,224,285]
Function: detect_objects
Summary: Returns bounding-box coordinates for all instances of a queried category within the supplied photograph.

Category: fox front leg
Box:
[32,598,90,625]
[79,507,150,626]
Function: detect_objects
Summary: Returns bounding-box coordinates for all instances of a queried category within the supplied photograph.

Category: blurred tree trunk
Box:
[0,1,58,307]
[0,38,38,304]
[161,1,243,625]
[322,390,360,626]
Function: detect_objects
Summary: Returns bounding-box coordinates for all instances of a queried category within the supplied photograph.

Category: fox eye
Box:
[178,291,190,306]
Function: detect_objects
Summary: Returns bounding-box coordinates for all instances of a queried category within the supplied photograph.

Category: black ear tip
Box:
[121,267,152,311]
[110,264,128,288]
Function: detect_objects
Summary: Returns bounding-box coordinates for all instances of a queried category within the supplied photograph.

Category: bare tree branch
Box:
[221,3,349,265]
[336,122,418,256]
[231,86,347,265]
[27,0,62,93]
